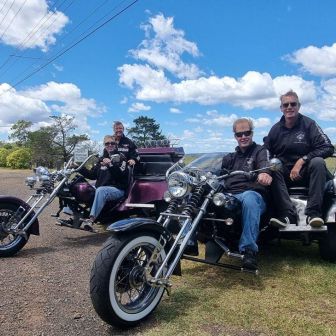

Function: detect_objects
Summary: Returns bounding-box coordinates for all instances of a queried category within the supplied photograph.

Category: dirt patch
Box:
[0,169,147,336]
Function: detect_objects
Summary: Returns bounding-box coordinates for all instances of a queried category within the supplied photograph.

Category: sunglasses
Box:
[235,130,252,138]
[281,102,298,108]
[104,142,116,146]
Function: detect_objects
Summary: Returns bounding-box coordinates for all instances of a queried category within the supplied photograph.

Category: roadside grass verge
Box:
[140,241,336,336]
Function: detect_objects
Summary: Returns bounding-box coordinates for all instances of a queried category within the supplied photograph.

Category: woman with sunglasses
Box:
[264,90,334,228]
[79,135,129,231]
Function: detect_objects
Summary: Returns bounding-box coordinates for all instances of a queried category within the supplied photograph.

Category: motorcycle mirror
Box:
[269,158,282,171]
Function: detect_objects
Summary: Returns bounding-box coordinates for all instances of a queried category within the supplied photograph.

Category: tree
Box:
[127,116,166,147]
[28,128,56,167]
[9,120,33,145]
[49,115,89,162]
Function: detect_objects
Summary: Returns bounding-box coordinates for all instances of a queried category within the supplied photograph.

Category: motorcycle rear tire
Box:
[90,232,167,328]
[0,202,30,257]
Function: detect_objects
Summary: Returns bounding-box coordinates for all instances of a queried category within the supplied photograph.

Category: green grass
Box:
[132,241,336,336]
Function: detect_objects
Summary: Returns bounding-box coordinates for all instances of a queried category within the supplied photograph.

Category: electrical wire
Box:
[0,0,106,79]
[1,0,139,96]
[0,0,15,30]
[0,0,28,40]
[0,0,10,16]
[0,0,71,75]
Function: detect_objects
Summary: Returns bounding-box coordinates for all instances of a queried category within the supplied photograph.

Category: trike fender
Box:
[107,217,170,238]
[0,195,39,235]
[124,180,167,204]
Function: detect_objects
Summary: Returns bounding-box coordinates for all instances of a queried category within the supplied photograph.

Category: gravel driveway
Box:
[0,169,150,336]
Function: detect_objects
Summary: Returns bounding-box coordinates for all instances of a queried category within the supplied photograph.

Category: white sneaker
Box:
[81,219,94,232]
[308,217,324,228]
[270,216,292,228]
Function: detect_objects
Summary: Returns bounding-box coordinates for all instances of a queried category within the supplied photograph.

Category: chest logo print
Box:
[295,131,305,143]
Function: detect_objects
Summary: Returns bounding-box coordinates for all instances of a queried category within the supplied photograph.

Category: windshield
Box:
[185,152,225,175]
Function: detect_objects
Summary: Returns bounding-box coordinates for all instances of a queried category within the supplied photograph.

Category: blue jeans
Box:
[90,186,125,219]
[233,190,266,253]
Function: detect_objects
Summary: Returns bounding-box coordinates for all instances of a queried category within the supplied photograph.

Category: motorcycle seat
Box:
[288,180,334,197]
[288,186,308,196]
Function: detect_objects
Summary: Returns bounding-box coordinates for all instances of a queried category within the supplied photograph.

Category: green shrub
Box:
[6,148,32,169]
[0,148,10,167]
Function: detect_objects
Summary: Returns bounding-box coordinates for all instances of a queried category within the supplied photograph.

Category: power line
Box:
[0,0,10,16]
[0,0,71,76]
[1,0,139,96]
[0,0,15,30]
[0,0,28,40]
[1,0,109,80]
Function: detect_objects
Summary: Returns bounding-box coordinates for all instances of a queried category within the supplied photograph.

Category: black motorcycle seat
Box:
[288,186,308,196]
[288,180,334,197]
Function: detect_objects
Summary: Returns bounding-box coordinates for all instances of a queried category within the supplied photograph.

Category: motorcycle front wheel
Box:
[0,202,30,257]
[90,232,167,328]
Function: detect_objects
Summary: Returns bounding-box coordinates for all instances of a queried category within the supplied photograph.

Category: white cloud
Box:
[0,0,69,51]
[324,127,336,134]
[128,102,151,113]
[182,129,194,138]
[131,13,202,79]
[0,81,105,135]
[251,117,272,128]
[170,107,181,114]
[287,43,336,77]
[119,62,318,111]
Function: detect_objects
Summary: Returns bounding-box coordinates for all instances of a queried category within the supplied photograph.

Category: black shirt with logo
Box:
[264,113,334,168]
[221,142,270,196]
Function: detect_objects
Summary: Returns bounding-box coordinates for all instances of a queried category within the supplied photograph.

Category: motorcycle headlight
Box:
[25,176,37,187]
[213,192,227,206]
[35,166,50,177]
[168,171,193,198]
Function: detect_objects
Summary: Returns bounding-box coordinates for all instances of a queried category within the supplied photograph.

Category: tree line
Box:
[0,115,166,169]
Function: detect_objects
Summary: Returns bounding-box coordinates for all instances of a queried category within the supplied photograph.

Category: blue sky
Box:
[0,0,335,153]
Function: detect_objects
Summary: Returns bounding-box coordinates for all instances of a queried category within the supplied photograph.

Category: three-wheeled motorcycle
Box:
[0,144,184,257]
[89,153,336,328]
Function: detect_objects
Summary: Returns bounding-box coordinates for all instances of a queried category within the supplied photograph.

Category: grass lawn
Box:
[141,241,336,336]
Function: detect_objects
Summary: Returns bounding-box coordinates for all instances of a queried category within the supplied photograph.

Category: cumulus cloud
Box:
[287,43,336,77]
[130,13,202,79]
[0,0,69,51]
[120,62,318,111]
[128,102,151,113]
[170,107,181,113]
[0,81,105,135]
[118,14,335,120]
[324,127,336,134]
[185,111,271,130]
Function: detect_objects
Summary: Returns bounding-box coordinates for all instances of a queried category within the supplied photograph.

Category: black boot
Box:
[242,249,258,270]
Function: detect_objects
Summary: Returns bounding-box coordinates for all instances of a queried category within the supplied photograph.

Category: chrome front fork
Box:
[146,192,214,289]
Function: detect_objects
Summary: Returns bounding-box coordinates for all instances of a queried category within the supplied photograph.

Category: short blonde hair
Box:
[103,135,116,144]
[280,90,300,104]
[232,118,254,133]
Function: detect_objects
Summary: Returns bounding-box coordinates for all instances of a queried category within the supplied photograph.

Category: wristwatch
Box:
[301,155,308,162]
